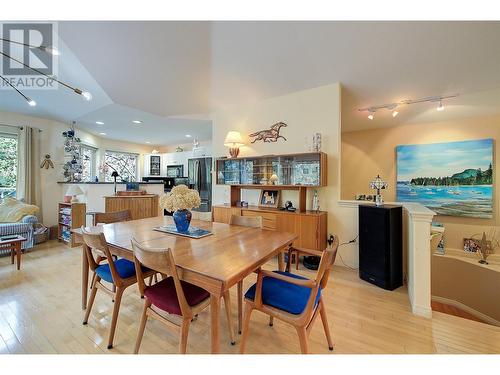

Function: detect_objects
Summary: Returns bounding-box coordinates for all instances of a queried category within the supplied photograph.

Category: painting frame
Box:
[259,189,280,208]
[396,138,493,219]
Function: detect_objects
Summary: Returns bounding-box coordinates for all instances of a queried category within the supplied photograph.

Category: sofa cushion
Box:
[0,197,39,223]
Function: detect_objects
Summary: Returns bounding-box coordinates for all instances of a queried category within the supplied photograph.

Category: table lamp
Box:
[111,171,119,194]
[224,131,245,158]
[66,185,84,203]
[370,174,388,206]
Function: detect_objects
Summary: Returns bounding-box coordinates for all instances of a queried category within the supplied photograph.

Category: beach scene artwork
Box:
[396,139,493,218]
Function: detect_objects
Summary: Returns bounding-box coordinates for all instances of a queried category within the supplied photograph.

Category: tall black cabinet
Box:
[358,204,403,290]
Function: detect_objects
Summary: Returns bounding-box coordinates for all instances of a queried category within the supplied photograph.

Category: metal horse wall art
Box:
[249,122,287,143]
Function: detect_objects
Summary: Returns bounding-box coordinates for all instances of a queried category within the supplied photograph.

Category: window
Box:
[104,150,138,182]
[0,133,18,199]
[80,144,97,182]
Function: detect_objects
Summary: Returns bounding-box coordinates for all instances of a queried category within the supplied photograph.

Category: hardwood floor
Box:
[431,301,487,325]
[0,240,499,354]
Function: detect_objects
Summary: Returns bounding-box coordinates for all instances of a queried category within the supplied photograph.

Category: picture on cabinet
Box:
[259,189,280,208]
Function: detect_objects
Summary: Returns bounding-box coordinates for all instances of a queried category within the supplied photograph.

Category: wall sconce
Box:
[224,131,245,158]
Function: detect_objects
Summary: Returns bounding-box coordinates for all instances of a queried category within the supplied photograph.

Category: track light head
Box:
[41,45,60,56]
[437,101,444,111]
[392,110,399,118]
[27,98,36,107]
[368,111,375,120]
[74,88,92,101]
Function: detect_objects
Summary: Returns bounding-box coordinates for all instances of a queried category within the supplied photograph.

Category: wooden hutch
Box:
[213,152,328,251]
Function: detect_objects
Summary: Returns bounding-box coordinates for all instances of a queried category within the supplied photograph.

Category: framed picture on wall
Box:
[396,138,493,218]
[259,189,280,208]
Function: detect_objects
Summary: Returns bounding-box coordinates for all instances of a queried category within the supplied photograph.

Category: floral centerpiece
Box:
[160,185,201,232]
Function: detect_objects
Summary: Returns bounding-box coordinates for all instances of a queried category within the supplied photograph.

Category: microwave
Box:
[166,165,184,178]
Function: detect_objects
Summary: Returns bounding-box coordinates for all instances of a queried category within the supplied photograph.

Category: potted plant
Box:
[160,185,201,233]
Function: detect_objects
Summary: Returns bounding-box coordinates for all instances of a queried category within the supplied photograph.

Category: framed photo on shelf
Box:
[259,189,280,208]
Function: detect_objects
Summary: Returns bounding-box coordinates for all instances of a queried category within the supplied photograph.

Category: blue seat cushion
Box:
[95,258,137,283]
[245,271,321,315]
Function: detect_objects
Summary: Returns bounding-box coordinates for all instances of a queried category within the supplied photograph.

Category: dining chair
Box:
[131,238,236,354]
[90,209,133,290]
[94,209,132,225]
[81,227,156,349]
[229,214,263,334]
[239,235,339,354]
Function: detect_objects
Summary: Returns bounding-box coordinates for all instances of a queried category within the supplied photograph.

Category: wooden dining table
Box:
[73,216,297,353]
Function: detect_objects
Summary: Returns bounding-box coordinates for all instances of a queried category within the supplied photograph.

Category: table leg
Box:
[237,281,243,334]
[15,242,21,270]
[210,294,221,354]
[82,245,89,310]
[10,246,14,264]
[278,249,285,272]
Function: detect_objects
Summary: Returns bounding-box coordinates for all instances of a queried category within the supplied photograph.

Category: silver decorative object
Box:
[312,133,322,152]
[370,174,388,206]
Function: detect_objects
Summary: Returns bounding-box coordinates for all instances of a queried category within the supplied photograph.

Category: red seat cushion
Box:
[144,277,210,315]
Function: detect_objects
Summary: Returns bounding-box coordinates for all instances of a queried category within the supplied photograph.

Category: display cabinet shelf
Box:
[215,152,327,212]
[215,152,327,187]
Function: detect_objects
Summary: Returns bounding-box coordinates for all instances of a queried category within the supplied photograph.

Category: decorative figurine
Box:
[370,174,388,206]
[249,122,287,143]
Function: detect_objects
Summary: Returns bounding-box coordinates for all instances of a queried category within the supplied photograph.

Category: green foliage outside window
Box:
[0,135,18,198]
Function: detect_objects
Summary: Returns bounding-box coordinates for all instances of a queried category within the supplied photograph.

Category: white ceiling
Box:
[1,21,500,142]
[76,103,212,145]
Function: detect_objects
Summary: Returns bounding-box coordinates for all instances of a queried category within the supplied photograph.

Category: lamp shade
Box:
[224,131,245,147]
[66,185,84,196]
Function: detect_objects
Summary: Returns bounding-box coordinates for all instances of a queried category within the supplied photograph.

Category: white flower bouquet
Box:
[160,184,201,212]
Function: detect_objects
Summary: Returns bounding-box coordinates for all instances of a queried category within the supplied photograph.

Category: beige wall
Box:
[210,83,359,262]
[341,114,500,251]
[0,110,152,227]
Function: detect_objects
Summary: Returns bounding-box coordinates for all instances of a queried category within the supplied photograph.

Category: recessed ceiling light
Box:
[145,141,151,144]
[95,121,104,125]
[99,132,107,136]
[132,120,142,124]
[185,134,192,138]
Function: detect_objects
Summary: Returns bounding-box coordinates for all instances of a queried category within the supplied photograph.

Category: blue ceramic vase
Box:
[173,209,192,232]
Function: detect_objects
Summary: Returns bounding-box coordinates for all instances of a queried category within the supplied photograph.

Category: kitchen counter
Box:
[60,182,165,225]
[58,181,164,184]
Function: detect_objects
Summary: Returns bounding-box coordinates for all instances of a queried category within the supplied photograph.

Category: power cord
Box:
[336,235,359,271]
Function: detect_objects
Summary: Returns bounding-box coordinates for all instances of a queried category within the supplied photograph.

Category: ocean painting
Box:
[396,139,493,218]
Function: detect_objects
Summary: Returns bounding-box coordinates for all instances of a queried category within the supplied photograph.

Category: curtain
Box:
[17,126,42,219]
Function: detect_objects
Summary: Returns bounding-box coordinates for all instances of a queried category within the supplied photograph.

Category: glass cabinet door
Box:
[215,152,323,186]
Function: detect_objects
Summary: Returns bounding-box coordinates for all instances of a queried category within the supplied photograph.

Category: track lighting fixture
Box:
[359,94,458,120]
[0,37,60,56]
[0,38,91,106]
[0,74,36,107]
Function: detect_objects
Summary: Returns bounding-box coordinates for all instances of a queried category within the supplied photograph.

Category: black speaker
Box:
[358,204,403,290]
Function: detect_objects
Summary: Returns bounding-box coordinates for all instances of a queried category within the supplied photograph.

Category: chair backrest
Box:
[80,226,122,283]
[131,237,192,317]
[229,214,263,228]
[94,210,131,225]
[315,235,339,289]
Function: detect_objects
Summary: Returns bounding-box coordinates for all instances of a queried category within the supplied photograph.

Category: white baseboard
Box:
[411,303,432,318]
[432,295,500,326]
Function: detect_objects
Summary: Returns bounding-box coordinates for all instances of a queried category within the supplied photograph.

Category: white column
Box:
[404,203,435,318]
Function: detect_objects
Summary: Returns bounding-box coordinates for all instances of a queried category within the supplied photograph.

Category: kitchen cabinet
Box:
[143,154,164,177]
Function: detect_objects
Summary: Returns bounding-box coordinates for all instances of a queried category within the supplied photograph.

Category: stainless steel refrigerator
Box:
[188,157,212,212]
